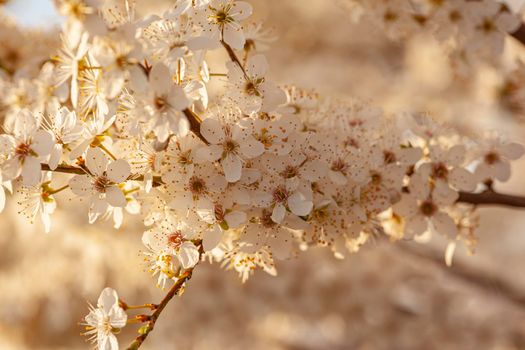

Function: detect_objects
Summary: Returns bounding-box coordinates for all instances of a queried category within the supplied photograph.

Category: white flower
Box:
[0,110,53,186]
[142,219,200,288]
[417,144,477,203]
[394,183,458,239]
[54,21,89,108]
[465,0,521,55]
[199,0,253,50]
[475,137,524,182]
[69,147,131,217]
[142,62,190,142]
[44,106,84,170]
[227,54,286,114]
[69,114,116,160]
[195,197,247,251]
[83,287,127,350]
[252,175,313,224]
[18,174,58,233]
[196,117,264,182]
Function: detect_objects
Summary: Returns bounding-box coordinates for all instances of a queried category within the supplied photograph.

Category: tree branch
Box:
[125,269,195,350]
[457,190,525,208]
[125,240,203,350]
[395,243,525,309]
[511,23,525,47]
[41,164,164,187]
[183,108,208,144]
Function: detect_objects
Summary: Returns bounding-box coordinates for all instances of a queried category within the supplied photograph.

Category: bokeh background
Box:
[2,0,525,349]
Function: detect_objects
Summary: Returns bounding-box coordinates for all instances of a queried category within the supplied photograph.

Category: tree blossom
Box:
[0,110,53,186]
[83,287,127,350]
[196,116,264,182]
[69,148,131,218]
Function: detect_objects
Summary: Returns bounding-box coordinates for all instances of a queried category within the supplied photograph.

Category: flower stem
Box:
[49,184,69,195]
[98,143,117,161]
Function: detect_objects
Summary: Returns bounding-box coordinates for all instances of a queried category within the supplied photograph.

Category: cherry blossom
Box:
[83,287,127,350]
[69,147,131,217]
[0,110,53,186]
[196,116,264,182]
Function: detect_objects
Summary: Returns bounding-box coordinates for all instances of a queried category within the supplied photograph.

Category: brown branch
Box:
[457,190,525,208]
[221,40,249,80]
[125,241,204,350]
[511,23,525,47]
[125,269,195,350]
[183,108,208,144]
[41,164,164,187]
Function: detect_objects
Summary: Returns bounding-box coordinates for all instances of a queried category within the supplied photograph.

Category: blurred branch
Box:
[458,190,525,208]
[396,243,525,308]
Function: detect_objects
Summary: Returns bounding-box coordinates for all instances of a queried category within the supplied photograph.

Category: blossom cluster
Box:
[0,1,523,349]
[341,0,522,65]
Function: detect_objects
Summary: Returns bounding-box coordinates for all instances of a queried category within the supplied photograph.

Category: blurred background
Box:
[2,0,525,349]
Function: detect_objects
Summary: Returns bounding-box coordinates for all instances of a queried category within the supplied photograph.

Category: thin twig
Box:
[221,40,249,80]
[125,270,195,350]
[125,241,204,350]
[41,164,164,187]
[395,243,525,309]
[183,108,209,144]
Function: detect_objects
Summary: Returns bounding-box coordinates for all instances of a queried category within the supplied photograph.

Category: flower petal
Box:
[86,147,109,176]
[288,192,313,216]
[224,210,247,228]
[106,159,131,184]
[271,203,286,223]
[21,157,41,186]
[200,118,225,144]
[178,241,200,269]
[106,186,127,208]
[222,153,242,183]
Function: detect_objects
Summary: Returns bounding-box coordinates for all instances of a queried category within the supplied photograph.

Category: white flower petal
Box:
[86,147,109,176]
[231,1,253,21]
[32,130,54,158]
[200,118,225,144]
[288,192,313,216]
[240,137,264,158]
[150,62,172,95]
[432,211,458,237]
[178,241,200,269]
[69,175,92,196]
[97,287,119,313]
[405,215,428,237]
[271,203,286,223]
[21,157,41,186]
[106,159,131,184]
[449,167,476,192]
[203,225,222,251]
[224,210,247,228]
[222,153,242,183]
[222,24,245,50]
[106,186,127,208]
[501,142,524,160]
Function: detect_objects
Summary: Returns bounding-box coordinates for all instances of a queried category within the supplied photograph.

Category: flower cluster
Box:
[341,0,521,65]
[0,1,523,349]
